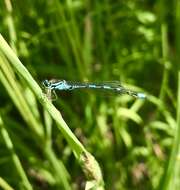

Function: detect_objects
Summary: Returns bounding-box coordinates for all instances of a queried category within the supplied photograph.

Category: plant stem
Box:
[0,115,33,190]
[0,33,104,188]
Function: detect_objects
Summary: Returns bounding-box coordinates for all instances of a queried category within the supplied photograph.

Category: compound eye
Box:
[42,80,51,88]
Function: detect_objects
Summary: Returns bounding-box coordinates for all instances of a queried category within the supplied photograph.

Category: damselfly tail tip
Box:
[137,93,146,99]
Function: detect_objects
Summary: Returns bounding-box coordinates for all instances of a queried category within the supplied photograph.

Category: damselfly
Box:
[42,79,146,100]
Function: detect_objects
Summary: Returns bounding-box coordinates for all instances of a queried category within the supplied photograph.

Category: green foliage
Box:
[0,0,179,190]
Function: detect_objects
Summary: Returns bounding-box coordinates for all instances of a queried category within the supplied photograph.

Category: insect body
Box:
[42,79,146,99]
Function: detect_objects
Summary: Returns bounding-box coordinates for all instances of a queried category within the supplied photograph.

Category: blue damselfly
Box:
[42,79,146,100]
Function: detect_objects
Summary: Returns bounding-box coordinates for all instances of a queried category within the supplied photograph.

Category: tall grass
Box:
[0,0,179,190]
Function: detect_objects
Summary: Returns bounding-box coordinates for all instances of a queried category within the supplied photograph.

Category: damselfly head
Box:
[42,79,51,88]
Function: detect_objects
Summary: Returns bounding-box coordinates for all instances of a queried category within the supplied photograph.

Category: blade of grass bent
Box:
[0,34,104,188]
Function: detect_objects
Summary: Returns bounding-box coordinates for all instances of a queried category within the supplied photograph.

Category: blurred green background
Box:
[0,0,179,190]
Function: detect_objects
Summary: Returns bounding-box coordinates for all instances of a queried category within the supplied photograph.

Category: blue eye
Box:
[42,80,51,88]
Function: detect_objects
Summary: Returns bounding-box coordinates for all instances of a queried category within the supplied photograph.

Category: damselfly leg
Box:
[42,79,58,101]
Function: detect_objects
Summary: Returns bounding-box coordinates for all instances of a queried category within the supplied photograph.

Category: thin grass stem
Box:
[0,115,33,190]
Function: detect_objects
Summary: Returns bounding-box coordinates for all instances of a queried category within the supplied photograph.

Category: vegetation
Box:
[0,0,179,189]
